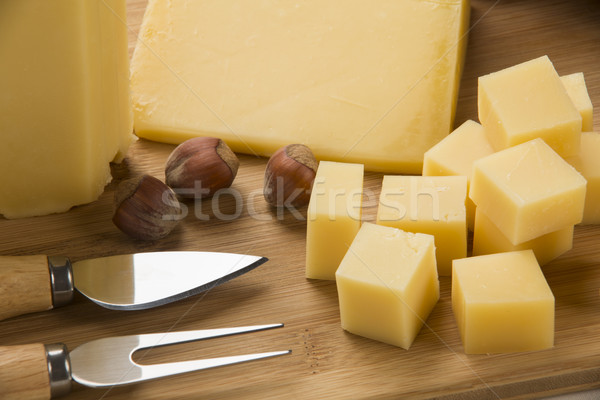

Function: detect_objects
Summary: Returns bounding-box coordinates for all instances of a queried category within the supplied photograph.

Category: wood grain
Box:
[0,343,51,400]
[0,255,53,321]
[0,0,599,399]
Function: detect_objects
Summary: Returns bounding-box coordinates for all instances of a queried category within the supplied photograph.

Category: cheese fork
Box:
[0,323,290,399]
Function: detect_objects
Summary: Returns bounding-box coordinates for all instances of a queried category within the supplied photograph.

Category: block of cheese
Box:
[452,250,555,354]
[478,56,581,157]
[473,209,573,266]
[376,175,467,276]
[306,161,364,280]
[561,73,594,132]
[130,0,470,173]
[423,120,494,230]
[566,132,600,224]
[336,223,439,349]
[0,0,134,219]
[470,138,586,244]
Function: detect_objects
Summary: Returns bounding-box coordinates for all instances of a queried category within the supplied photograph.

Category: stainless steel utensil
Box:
[0,323,290,399]
[0,251,267,321]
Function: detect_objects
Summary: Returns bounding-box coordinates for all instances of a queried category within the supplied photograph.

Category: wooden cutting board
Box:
[1,1,599,398]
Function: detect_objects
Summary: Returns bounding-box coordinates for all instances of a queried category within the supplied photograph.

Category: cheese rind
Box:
[566,132,600,224]
[306,161,364,280]
[0,0,134,218]
[478,56,581,157]
[452,250,555,354]
[336,223,439,349]
[470,138,586,244]
[561,73,593,132]
[131,0,470,173]
[423,120,494,230]
[473,209,573,266]
[376,175,467,276]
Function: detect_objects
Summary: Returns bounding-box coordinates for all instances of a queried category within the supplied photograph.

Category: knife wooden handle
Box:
[0,343,52,400]
[0,255,54,321]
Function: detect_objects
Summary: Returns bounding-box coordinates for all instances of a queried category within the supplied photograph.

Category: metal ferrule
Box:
[48,256,74,308]
[45,343,72,398]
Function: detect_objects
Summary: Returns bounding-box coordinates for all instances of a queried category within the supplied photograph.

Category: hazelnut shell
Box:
[165,137,239,199]
[113,175,182,241]
[264,144,318,207]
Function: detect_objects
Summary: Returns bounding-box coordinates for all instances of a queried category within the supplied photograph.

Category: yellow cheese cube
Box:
[470,138,586,244]
[306,161,364,280]
[452,250,555,354]
[478,56,581,157]
[423,120,495,231]
[0,0,134,218]
[473,209,573,266]
[376,175,467,276]
[566,132,600,224]
[130,0,470,173]
[336,223,439,349]
[561,73,594,132]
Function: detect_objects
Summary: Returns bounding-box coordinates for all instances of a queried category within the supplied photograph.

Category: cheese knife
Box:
[0,251,267,321]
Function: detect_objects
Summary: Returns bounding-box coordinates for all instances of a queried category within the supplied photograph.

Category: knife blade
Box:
[0,251,267,321]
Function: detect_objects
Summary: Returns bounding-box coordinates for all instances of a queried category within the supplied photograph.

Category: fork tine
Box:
[69,323,290,388]
[136,323,285,349]
[137,350,291,383]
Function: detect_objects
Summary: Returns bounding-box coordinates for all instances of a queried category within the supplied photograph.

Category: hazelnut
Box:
[165,137,239,199]
[263,144,318,208]
[113,175,182,241]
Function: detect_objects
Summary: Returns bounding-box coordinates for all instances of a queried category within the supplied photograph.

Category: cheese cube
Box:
[561,73,594,132]
[452,250,555,354]
[470,138,586,244]
[336,223,439,349]
[473,209,573,266]
[130,0,470,173]
[566,132,600,224]
[0,0,134,218]
[478,56,581,157]
[423,120,495,230]
[376,175,467,276]
[306,161,364,280]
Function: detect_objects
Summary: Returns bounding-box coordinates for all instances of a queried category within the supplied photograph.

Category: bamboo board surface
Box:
[1,0,600,398]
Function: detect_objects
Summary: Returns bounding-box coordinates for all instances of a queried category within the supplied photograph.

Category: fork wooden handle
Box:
[0,343,71,399]
[0,343,52,400]
[0,255,54,321]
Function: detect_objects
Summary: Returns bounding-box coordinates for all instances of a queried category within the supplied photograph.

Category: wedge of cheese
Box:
[0,0,134,218]
[131,0,470,173]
